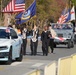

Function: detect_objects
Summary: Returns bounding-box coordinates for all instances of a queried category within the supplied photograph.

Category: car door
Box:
[10,29,20,59]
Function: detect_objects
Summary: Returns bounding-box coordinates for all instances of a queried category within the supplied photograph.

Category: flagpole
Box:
[69,0,71,8]
[1,0,2,19]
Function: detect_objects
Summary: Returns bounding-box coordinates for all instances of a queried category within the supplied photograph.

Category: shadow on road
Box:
[26,52,43,56]
[0,60,16,65]
[56,46,68,48]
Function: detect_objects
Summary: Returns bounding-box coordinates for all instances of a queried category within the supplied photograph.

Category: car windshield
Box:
[52,24,72,30]
[0,29,10,39]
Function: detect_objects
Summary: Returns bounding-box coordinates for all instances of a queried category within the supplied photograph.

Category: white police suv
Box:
[0,27,23,64]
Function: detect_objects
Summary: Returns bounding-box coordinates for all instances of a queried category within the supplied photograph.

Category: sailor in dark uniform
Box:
[22,26,28,55]
[30,25,39,55]
[41,25,50,56]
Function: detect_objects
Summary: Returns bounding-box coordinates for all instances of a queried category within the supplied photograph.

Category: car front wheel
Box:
[71,41,74,48]
[67,40,71,48]
[6,47,12,65]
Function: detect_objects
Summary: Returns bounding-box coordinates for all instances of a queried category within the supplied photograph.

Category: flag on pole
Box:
[57,8,70,24]
[70,6,75,21]
[2,0,25,13]
[64,9,71,23]
[15,0,36,24]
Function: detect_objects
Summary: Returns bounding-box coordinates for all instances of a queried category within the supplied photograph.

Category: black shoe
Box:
[46,53,48,56]
[51,51,53,53]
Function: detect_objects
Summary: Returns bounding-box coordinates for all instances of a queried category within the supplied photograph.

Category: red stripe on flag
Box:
[70,11,74,14]
[2,0,25,13]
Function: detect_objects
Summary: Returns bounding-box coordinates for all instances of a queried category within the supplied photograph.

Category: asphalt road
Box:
[0,41,76,75]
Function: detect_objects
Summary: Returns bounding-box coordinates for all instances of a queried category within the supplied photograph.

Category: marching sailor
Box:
[30,25,39,55]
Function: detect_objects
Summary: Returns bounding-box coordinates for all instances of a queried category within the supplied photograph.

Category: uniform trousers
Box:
[30,40,38,55]
[23,39,27,55]
[49,39,54,53]
[42,41,49,56]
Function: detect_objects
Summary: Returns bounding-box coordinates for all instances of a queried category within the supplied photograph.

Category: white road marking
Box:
[11,62,23,66]
[31,63,44,67]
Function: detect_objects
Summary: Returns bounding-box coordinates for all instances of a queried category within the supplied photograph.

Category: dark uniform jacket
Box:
[41,31,50,42]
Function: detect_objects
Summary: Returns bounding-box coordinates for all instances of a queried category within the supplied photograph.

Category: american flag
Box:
[2,0,25,13]
[57,12,69,24]
[57,8,70,24]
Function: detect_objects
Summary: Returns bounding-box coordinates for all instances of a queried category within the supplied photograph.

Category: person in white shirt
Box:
[48,25,56,53]
[30,25,39,55]
[22,26,28,55]
[49,25,57,38]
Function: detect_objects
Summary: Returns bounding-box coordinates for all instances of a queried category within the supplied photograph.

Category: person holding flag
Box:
[30,25,39,56]
[22,25,28,55]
